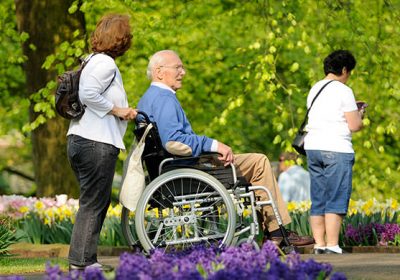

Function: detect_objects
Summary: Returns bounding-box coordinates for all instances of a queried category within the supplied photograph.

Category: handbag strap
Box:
[298,80,335,131]
[81,53,117,109]
[82,53,116,95]
[137,123,153,145]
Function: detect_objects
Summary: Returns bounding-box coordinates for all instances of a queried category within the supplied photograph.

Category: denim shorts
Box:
[306,150,355,216]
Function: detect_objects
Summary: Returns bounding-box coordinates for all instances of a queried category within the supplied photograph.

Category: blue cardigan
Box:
[137,85,214,156]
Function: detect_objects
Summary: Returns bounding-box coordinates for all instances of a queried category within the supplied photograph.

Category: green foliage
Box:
[14,211,127,246]
[16,212,73,244]
[0,217,18,256]
[286,211,312,236]
[0,257,68,274]
[2,0,400,199]
[389,234,400,247]
[100,216,128,246]
[0,0,31,172]
[23,31,87,133]
[17,212,46,244]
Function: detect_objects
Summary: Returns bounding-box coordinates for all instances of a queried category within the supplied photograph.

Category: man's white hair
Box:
[146,50,179,80]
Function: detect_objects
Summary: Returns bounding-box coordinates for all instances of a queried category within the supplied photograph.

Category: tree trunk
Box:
[14,0,86,198]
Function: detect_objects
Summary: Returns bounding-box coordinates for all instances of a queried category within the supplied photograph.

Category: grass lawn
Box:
[0,257,68,275]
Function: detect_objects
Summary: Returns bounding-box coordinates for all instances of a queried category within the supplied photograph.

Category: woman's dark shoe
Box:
[313,248,326,254]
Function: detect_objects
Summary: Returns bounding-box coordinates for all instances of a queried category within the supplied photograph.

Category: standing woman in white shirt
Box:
[67,14,136,271]
[304,50,364,254]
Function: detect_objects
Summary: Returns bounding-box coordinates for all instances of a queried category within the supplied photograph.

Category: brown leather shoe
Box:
[286,230,315,246]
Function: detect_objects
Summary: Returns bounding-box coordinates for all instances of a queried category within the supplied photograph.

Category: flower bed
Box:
[1,195,399,248]
[43,242,346,280]
[286,198,400,247]
[0,194,126,246]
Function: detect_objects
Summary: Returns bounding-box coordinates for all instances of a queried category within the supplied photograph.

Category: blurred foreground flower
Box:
[43,242,344,280]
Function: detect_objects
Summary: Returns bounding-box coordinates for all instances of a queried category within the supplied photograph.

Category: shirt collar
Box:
[151,82,176,95]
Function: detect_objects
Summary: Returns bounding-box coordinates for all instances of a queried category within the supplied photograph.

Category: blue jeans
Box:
[67,135,119,266]
[306,150,354,216]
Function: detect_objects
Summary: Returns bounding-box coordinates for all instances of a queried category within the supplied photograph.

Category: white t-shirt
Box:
[304,79,358,153]
[67,53,129,149]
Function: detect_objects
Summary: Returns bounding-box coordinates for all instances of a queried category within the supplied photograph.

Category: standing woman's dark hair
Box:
[323,50,356,75]
[91,14,132,58]
[66,13,136,272]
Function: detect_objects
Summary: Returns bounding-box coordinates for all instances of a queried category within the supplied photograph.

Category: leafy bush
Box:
[0,216,18,256]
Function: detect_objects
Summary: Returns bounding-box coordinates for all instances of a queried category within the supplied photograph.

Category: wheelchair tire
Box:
[121,206,140,249]
[134,168,236,253]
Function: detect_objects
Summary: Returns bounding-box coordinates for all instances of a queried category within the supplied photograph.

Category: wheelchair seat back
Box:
[134,112,172,181]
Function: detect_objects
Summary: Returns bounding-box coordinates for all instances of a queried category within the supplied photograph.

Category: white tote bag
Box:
[119,124,153,211]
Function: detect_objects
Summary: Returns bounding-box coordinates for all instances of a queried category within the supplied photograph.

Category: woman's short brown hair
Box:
[91,14,132,58]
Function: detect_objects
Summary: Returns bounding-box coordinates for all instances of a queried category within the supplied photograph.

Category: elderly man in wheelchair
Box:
[121,50,314,253]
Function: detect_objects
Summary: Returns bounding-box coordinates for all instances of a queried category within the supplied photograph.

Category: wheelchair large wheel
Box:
[121,206,139,249]
[134,168,236,253]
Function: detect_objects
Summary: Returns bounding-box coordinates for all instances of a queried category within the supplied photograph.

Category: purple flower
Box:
[44,262,64,280]
[41,241,341,280]
[344,223,400,246]
[380,223,400,243]
[83,267,106,280]
[330,272,348,280]
[296,259,333,279]
[116,252,151,280]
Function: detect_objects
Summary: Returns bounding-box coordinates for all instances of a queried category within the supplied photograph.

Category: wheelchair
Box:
[121,111,293,253]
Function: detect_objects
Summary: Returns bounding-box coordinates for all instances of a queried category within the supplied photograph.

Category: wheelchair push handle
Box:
[136,110,151,124]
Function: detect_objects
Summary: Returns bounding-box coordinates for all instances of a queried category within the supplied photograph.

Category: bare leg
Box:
[325,213,343,247]
[310,215,326,247]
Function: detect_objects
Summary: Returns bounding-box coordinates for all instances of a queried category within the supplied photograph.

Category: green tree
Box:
[0,0,31,191]
[14,0,86,197]
[1,0,399,200]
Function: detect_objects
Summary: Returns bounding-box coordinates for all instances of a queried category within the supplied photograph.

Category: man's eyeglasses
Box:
[159,65,185,72]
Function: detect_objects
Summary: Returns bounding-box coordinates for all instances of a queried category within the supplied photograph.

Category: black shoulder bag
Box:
[292,80,334,155]
[55,53,116,120]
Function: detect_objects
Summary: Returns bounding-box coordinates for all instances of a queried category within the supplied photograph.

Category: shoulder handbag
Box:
[55,53,116,120]
[292,80,334,155]
[119,123,153,211]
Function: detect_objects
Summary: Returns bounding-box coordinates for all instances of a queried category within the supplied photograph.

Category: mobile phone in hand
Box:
[356,101,368,111]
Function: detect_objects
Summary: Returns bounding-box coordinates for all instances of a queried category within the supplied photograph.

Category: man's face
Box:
[158,53,186,91]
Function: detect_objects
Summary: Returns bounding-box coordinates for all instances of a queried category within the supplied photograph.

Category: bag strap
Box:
[81,53,116,95]
[101,71,116,94]
[298,80,335,131]
[137,124,153,145]
[81,53,117,109]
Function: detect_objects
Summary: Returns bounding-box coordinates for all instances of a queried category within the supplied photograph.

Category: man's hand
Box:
[110,106,137,120]
[217,141,234,166]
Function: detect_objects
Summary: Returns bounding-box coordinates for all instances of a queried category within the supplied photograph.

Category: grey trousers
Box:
[67,135,119,266]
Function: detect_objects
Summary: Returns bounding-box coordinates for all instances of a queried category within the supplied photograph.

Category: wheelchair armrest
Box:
[166,152,224,168]
[159,153,240,190]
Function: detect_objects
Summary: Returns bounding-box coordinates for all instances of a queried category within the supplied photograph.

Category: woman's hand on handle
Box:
[110,106,137,120]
